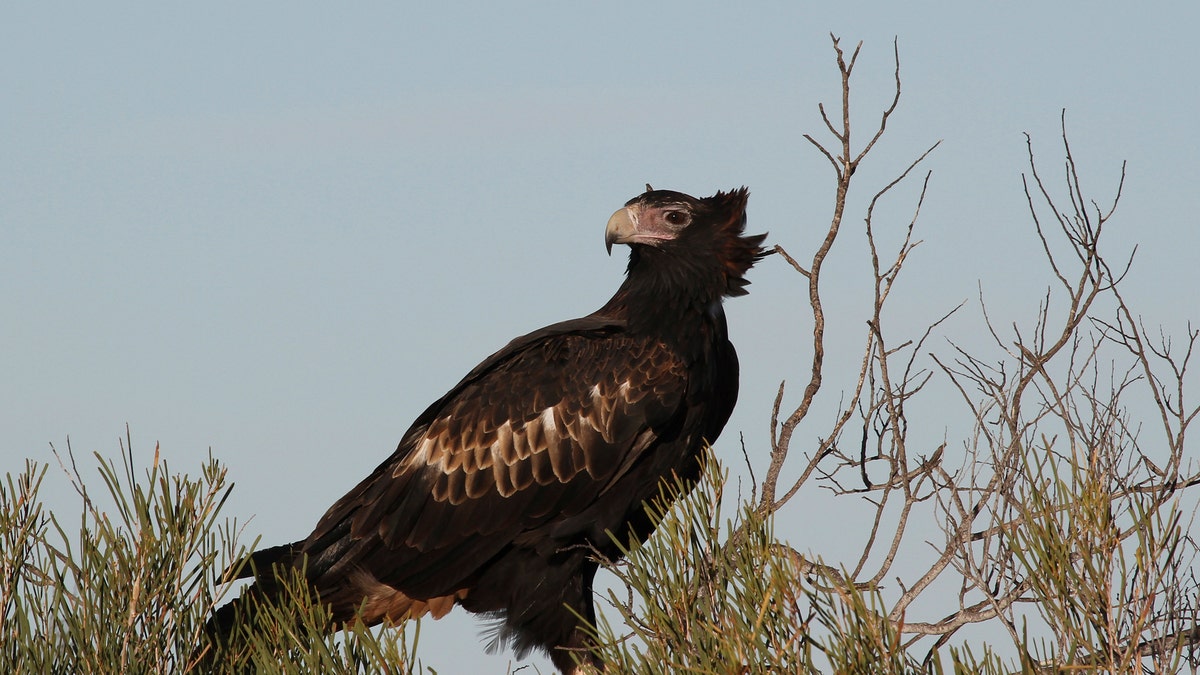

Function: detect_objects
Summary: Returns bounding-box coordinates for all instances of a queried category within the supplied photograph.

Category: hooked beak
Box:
[605,206,638,255]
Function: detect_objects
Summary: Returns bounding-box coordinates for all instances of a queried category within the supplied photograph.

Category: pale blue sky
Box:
[4,2,1199,671]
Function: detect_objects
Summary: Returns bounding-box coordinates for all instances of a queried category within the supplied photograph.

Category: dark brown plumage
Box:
[206,187,767,673]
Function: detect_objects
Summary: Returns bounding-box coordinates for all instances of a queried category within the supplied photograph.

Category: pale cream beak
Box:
[605,207,637,255]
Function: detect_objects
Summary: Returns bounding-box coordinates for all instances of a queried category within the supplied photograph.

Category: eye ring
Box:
[663,210,689,227]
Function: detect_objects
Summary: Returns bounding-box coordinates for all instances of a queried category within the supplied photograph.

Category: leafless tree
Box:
[747,34,1200,671]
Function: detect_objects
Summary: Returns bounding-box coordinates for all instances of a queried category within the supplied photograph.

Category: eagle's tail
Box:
[192,542,465,670]
[191,543,304,670]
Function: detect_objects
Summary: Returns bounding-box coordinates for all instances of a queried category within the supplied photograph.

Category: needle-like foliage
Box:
[0,432,426,674]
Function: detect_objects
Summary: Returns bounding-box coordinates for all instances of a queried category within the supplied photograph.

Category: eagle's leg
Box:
[551,627,604,674]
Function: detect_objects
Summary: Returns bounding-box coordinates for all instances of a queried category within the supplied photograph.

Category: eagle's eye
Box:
[663,210,689,227]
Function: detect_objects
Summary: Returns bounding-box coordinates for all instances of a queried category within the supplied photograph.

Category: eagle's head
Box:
[606,186,769,298]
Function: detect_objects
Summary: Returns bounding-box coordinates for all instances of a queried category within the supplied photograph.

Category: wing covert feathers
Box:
[302,324,687,596]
